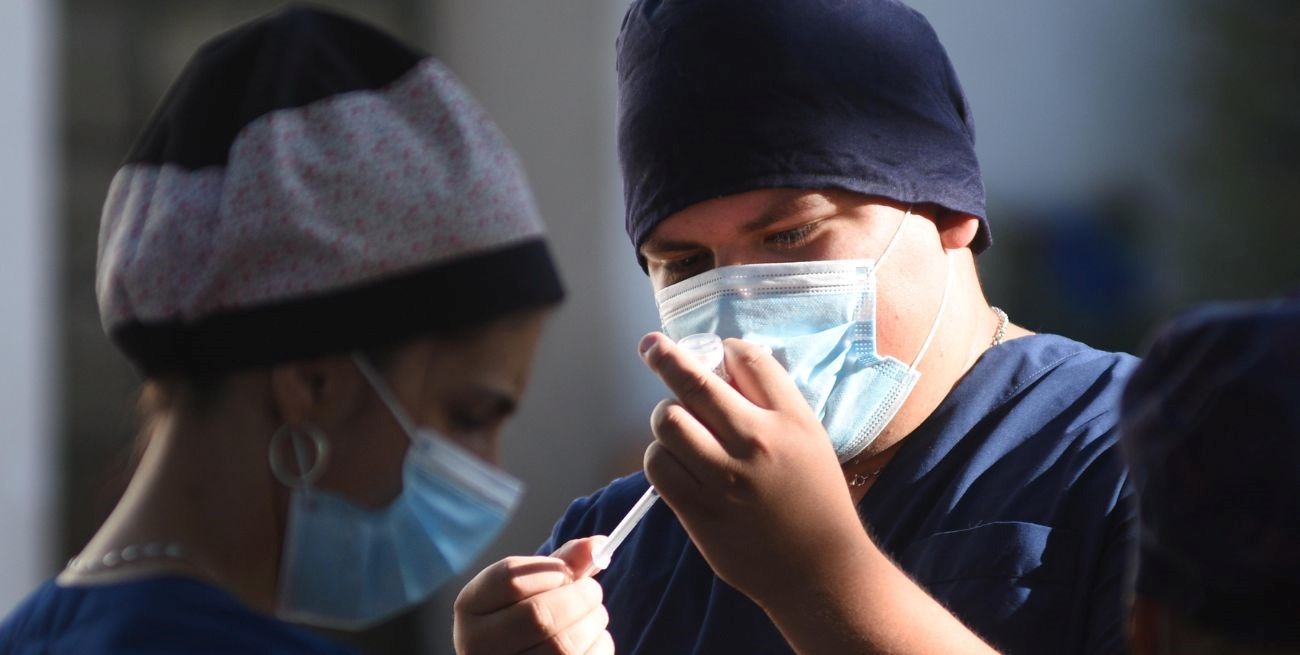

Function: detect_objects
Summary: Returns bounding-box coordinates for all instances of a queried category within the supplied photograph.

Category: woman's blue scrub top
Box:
[0,575,356,655]
[541,334,1139,655]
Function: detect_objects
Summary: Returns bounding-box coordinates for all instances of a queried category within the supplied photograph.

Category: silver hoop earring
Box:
[268,422,330,488]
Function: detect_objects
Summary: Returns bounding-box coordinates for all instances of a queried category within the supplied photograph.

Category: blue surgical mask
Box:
[654,212,951,462]
[273,355,523,630]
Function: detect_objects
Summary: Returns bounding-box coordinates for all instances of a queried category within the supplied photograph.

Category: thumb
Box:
[549,536,608,579]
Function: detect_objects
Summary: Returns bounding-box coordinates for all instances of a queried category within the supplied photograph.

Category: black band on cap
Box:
[111,238,563,376]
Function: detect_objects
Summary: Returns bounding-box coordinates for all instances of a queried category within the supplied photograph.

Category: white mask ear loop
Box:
[874,205,912,270]
[909,248,953,372]
[870,204,952,371]
[352,353,418,440]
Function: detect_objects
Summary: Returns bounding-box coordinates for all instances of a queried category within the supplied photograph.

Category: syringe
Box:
[582,333,727,577]
[583,485,661,576]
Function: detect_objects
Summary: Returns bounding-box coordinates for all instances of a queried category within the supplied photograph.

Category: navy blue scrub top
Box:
[0,575,356,655]
[541,334,1139,655]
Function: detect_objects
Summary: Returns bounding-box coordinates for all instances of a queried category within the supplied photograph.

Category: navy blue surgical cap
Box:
[1121,298,1300,648]
[617,0,988,263]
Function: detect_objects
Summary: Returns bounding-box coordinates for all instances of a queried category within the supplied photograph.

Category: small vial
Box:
[677,333,729,381]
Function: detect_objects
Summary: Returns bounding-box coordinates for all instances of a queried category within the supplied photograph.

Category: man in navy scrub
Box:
[454,1,1138,653]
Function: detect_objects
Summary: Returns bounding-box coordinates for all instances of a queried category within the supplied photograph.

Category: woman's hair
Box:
[130,343,403,465]
[127,302,552,459]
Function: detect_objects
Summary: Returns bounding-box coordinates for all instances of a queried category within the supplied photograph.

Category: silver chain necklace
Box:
[849,468,882,487]
[991,306,1009,347]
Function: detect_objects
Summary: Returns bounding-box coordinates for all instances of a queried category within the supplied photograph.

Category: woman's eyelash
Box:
[450,412,491,432]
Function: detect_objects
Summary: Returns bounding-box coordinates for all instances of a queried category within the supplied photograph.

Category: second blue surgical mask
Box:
[654,212,951,462]
[274,355,523,630]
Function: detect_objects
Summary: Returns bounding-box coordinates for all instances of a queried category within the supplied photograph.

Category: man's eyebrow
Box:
[740,193,834,233]
[640,236,702,257]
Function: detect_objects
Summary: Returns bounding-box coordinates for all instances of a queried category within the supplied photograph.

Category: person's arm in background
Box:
[639,333,999,655]
[454,537,612,655]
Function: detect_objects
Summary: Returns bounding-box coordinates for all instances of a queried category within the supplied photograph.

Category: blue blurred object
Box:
[1121,297,1300,648]
[1040,206,1140,314]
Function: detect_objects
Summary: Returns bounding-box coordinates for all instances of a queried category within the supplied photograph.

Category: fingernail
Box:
[638,333,658,357]
[758,345,773,356]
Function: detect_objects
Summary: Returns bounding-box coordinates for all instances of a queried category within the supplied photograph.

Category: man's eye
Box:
[663,253,708,278]
[767,224,815,248]
[665,253,700,270]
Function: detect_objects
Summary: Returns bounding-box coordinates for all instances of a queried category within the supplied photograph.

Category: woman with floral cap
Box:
[0,7,610,655]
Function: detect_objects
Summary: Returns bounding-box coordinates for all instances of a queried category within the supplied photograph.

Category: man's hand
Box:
[453,537,614,655]
[638,332,867,606]
[639,331,997,654]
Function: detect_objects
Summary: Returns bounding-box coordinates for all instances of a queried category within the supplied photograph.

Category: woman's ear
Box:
[936,211,981,250]
[269,355,366,428]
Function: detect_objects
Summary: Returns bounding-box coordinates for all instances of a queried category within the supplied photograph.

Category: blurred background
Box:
[1,0,1296,652]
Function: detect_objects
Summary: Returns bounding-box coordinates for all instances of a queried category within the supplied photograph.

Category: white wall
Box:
[909,0,1191,213]
[427,0,660,565]
[419,3,663,646]
[0,0,58,613]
